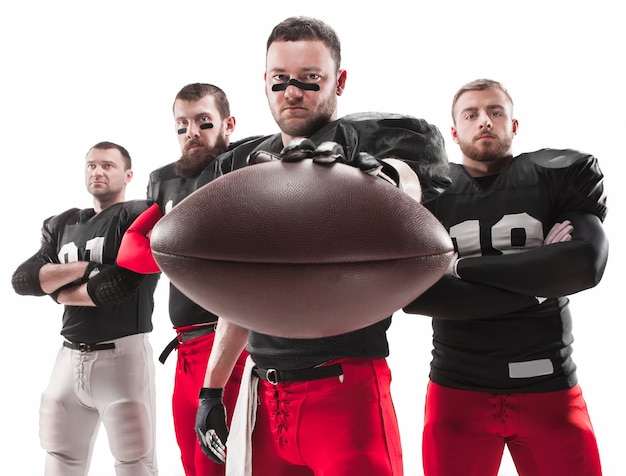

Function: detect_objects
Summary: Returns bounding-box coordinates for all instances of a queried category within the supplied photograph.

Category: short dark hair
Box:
[267,16,342,71]
[88,141,132,170]
[451,79,514,122]
[173,83,231,119]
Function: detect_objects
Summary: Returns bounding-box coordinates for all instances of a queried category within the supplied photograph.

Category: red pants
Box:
[251,358,403,476]
[422,381,602,476]
[173,330,248,476]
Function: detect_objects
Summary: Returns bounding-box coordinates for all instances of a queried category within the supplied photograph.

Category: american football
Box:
[150,159,453,338]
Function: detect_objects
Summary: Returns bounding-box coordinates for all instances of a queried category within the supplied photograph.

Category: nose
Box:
[91,165,103,176]
[284,83,304,101]
[186,122,201,138]
[480,113,492,129]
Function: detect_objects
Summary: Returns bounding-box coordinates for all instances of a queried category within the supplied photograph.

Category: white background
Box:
[1,1,623,475]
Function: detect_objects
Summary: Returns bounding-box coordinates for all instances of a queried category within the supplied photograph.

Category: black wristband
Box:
[199,387,224,399]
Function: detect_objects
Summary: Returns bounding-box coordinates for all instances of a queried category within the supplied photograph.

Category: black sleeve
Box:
[457,211,608,298]
[11,212,65,296]
[403,275,539,319]
[11,255,48,296]
[336,113,452,203]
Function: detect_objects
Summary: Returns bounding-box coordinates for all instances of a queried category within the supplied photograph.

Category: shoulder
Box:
[228,135,268,150]
[516,148,607,220]
[518,148,600,170]
[44,208,82,228]
[339,111,441,135]
[120,199,150,215]
[335,112,447,162]
[335,112,450,203]
[220,134,281,172]
[108,200,150,223]
[149,162,177,182]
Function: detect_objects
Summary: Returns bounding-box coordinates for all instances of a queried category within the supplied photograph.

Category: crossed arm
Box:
[404,212,608,319]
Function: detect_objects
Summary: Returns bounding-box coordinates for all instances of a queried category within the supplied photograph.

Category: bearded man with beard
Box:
[404,78,608,476]
[117,83,262,476]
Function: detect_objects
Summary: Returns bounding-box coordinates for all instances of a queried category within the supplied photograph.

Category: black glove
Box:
[247,138,316,164]
[248,139,397,185]
[195,387,229,464]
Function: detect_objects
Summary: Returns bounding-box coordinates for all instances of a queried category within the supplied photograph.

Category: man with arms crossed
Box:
[405,79,608,476]
[12,141,160,476]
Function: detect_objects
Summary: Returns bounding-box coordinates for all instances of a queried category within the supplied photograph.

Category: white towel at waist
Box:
[226,355,258,476]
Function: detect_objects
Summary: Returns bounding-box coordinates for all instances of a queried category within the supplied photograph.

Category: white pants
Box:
[39,333,158,476]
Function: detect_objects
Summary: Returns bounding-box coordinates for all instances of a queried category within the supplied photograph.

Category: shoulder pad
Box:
[520,148,594,169]
[228,135,268,150]
[122,199,150,216]
[149,163,177,182]
[44,208,82,228]
[333,113,450,203]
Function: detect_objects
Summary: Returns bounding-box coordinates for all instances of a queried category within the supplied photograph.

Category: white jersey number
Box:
[450,212,543,258]
[57,237,105,264]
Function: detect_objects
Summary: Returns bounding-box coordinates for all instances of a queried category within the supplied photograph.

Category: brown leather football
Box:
[150,159,453,338]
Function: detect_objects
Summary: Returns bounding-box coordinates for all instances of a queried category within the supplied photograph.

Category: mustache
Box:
[183,139,205,152]
[475,131,497,140]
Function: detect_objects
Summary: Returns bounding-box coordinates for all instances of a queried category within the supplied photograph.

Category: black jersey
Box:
[147,137,264,328]
[218,113,451,370]
[221,112,451,203]
[424,149,607,393]
[39,200,159,343]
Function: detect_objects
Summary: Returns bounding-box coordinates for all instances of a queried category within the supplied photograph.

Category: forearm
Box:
[383,158,422,202]
[203,318,249,388]
[404,275,538,319]
[458,212,608,298]
[55,283,96,306]
[39,262,90,294]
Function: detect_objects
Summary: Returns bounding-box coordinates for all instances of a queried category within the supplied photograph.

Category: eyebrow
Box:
[175,112,213,121]
[460,104,506,115]
[269,66,321,75]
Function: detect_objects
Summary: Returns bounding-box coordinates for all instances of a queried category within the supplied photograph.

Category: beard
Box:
[458,133,514,164]
[174,135,229,179]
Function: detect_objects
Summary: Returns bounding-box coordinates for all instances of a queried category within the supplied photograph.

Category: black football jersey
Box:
[222,112,451,203]
[425,149,607,392]
[147,137,263,328]
[219,113,451,369]
[40,200,159,343]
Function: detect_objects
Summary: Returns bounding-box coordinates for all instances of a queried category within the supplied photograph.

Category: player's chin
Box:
[278,117,320,139]
[87,184,106,194]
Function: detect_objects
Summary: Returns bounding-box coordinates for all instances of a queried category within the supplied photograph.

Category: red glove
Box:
[117,203,163,274]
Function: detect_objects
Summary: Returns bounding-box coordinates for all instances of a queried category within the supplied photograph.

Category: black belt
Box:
[63,341,115,352]
[158,324,217,364]
[253,363,343,385]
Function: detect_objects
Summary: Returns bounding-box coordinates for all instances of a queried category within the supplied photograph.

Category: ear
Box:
[225,116,236,136]
[336,69,347,96]
[125,170,133,184]
[512,118,519,135]
[451,126,460,144]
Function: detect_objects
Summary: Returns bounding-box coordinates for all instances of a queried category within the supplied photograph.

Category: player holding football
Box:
[116,83,260,476]
[193,17,450,475]
[11,141,160,475]
[404,79,608,475]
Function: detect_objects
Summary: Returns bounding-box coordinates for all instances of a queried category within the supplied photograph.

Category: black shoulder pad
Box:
[522,148,593,169]
[332,113,451,202]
